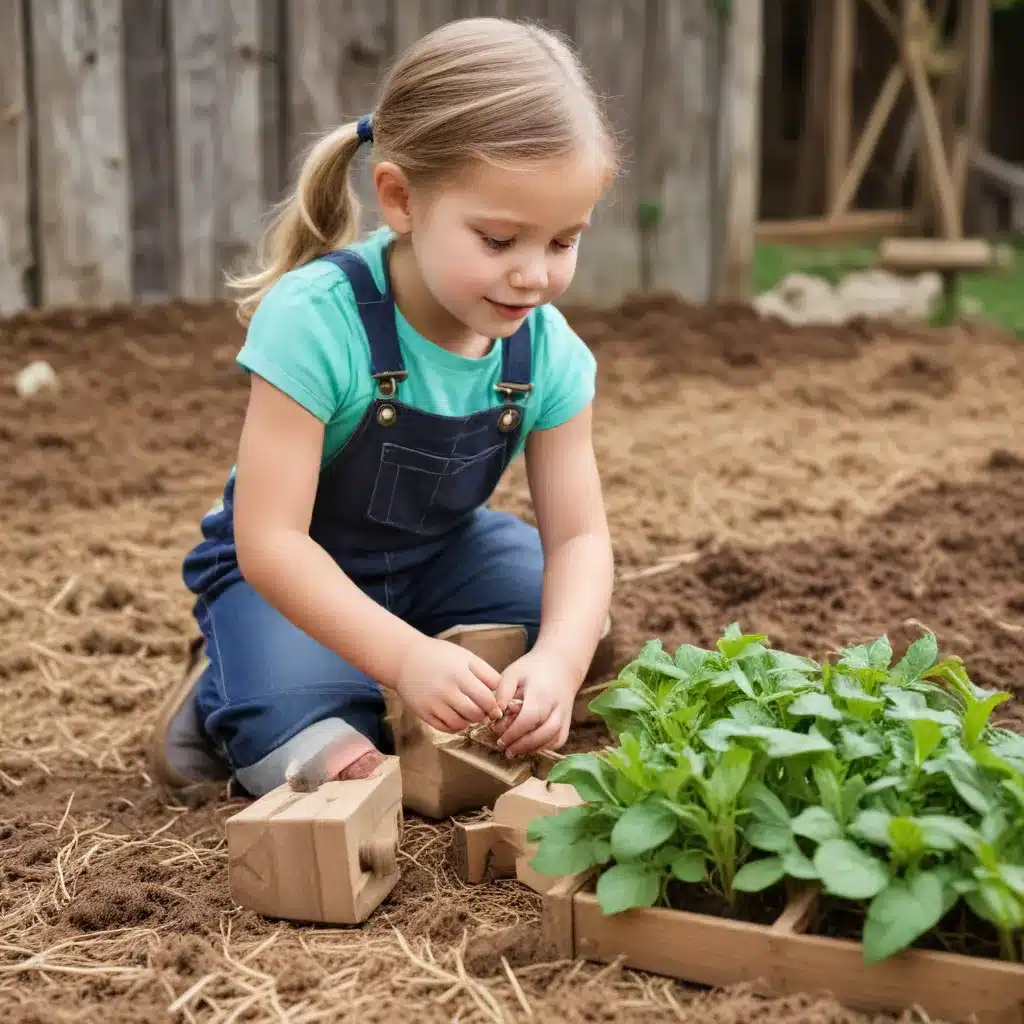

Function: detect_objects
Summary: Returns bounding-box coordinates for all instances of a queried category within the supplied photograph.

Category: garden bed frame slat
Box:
[542,876,1024,1024]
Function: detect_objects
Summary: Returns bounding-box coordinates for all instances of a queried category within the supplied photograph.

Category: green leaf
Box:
[596,862,662,915]
[527,806,613,876]
[743,781,791,828]
[839,727,884,761]
[848,810,893,848]
[589,685,650,715]
[868,636,893,670]
[674,644,710,678]
[788,692,843,721]
[814,839,889,899]
[745,821,795,853]
[733,857,785,892]
[700,722,834,759]
[963,692,1012,749]
[886,817,925,861]
[965,881,1024,931]
[915,815,983,853]
[610,799,678,860]
[790,807,842,843]
[709,663,755,699]
[769,650,820,675]
[862,871,947,963]
[782,847,819,880]
[813,763,844,823]
[909,718,944,767]
[862,776,903,797]
[716,626,768,660]
[670,850,706,884]
[547,754,617,804]
[925,753,994,814]
[892,633,938,683]
[705,746,753,811]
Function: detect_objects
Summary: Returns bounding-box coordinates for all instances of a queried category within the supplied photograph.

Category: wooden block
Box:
[226,755,402,924]
[450,776,583,894]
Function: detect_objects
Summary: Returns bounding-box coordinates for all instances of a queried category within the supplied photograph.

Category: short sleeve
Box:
[236,273,361,423]
[532,304,598,431]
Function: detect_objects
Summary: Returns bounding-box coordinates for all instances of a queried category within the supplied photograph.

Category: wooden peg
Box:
[450,775,584,894]
[225,755,403,924]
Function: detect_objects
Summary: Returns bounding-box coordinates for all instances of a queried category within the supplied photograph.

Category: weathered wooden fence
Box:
[0,0,760,316]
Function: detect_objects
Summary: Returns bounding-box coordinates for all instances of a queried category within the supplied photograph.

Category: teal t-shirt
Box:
[236,227,597,465]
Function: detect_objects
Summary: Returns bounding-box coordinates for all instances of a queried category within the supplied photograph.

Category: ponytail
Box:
[227,121,364,324]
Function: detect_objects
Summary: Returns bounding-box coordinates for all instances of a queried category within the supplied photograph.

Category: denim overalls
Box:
[181,247,544,796]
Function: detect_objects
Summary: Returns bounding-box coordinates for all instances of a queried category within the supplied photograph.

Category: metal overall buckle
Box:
[495,381,532,433]
[373,370,408,425]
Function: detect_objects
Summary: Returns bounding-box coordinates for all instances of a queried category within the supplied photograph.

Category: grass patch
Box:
[754,241,1024,336]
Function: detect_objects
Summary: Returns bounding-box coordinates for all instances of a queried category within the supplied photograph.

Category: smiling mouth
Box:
[487,299,535,317]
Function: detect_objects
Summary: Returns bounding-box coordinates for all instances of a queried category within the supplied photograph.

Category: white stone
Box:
[14,360,58,398]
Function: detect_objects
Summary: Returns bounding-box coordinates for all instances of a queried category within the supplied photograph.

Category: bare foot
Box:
[286,733,381,792]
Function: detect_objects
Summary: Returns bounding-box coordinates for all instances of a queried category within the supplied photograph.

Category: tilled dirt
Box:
[1,294,1023,1023]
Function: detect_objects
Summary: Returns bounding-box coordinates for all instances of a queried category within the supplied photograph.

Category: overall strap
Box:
[319,247,406,396]
[496,320,533,403]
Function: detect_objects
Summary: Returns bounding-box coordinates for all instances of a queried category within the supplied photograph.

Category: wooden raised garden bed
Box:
[542,875,1024,1024]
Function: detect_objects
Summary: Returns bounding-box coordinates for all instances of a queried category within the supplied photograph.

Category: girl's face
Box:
[403,152,607,343]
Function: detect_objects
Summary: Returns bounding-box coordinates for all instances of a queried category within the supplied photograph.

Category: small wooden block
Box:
[225,755,402,924]
[450,776,583,894]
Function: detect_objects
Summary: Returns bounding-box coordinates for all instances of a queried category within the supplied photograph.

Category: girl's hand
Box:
[394,637,503,733]
[490,651,578,757]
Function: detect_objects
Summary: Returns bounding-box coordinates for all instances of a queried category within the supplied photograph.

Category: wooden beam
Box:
[902,0,961,238]
[878,236,1001,274]
[757,210,915,245]
[952,0,990,215]
[826,0,855,210]
[969,148,1024,197]
[0,0,32,313]
[829,63,906,218]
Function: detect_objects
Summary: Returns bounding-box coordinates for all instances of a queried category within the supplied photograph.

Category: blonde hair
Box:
[229,17,618,323]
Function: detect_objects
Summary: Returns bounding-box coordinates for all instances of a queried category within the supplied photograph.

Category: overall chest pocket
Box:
[367,442,507,536]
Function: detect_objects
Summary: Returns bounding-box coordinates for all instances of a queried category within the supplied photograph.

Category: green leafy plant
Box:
[528,625,1024,964]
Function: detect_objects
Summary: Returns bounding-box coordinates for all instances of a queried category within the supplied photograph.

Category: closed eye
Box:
[479,233,515,251]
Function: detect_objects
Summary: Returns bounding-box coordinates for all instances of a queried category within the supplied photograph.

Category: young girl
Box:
[150,17,616,798]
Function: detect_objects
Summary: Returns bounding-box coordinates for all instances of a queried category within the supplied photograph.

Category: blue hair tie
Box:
[356,114,374,145]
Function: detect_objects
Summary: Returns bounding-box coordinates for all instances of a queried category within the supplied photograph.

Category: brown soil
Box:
[2,292,1022,1022]
[666,882,789,926]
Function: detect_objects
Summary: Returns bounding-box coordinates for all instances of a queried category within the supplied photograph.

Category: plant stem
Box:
[999,928,1018,962]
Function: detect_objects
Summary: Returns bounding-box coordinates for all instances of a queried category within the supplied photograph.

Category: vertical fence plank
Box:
[638,0,717,303]
[286,0,393,235]
[570,0,645,305]
[0,0,32,314]
[170,1,220,300]
[31,0,131,307]
[123,0,177,303]
[218,0,275,289]
[714,0,763,301]
[259,0,285,208]
[392,0,458,54]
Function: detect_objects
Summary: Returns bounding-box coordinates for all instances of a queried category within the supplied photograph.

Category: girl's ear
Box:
[374,162,413,234]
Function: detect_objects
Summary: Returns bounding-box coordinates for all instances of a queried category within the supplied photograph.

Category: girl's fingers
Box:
[426,705,464,732]
[493,668,521,711]
[468,654,501,690]
[448,690,486,726]
[496,698,550,750]
[505,710,561,758]
[459,672,502,721]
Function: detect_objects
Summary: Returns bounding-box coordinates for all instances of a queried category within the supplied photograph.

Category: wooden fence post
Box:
[715,0,763,302]
[0,0,32,314]
[30,0,132,308]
